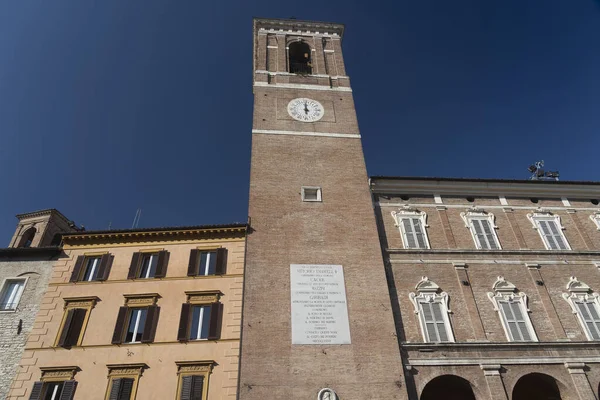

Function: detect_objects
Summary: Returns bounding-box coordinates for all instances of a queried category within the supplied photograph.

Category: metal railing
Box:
[289,62,312,75]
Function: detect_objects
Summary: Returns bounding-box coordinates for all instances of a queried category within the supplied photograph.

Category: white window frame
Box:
[527,210,571,250]
[408,277,454,343]
[589,213,600,231]
[125,308,146,344]
[562,276,600,341]
[487,276,538,342]
[460,208,501,250]
[0,277,28,312]
[301,186,322,202]
[392,207,431,249]
[190,304,211,341]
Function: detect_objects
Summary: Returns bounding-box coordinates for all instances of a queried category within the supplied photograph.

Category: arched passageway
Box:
[512,373,562,400]
[420,375,476,400]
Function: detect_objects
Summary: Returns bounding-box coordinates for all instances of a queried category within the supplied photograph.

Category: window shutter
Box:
[141,305,160,343]
[57,309,75,347]
[412,218,427,249]
[431,302,449,342]
[128,253,141,279]
[112,307,128,344]
[402,219,416,248]
[191,375,204,400]
[154,251,169,278]
[547,220,567,249]
[420,302,438,342]
[180,376,194,400]
[207,302,222,340]
[108,378,122,400]
[97,254,114,281]
[64,308,87,347]
[471,219,486,249]
[576,302,600,340]
[510,301,531,341]
[538,220,562,249]
[58,380,78,400]
[480,219,499,249]
[69,256,85,282]
[215,248,227,275]
[28,381,44,400]
[178,303,191,342]
[119,378,134,400]
[187,249,200,276]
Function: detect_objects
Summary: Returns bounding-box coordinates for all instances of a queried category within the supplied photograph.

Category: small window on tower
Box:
[302,187,322,202]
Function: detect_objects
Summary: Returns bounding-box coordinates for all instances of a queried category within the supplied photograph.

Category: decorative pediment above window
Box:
[566,276,592,293]
[391,207,430,249]
[526,209,570,250]
[39,366,80,381]
[460,207,494,227]
[460,208,501,250]
[414,276,440,293]
[488,277,530,312]
[391,205,426,224]
[492,276,517,294]
[408,277,454,342]
[409,277,450,313]
[526,208,558,229]
[487,277,537,341]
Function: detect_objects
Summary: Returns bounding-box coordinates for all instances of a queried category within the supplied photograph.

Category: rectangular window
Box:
[177,302,221,342]
[107,377,135,400]
[470,218,500,249]
[57,308,88,348]
[536,219,569,250]
[0,279,25,311]
[301,186,322,202]
[128,251,169,279]
[179,375,204,400]
[125,308,148,343]
[187,249,227,276]
[575,301,600,340]
[81,257,101,281]
[189,306,212,340]
[401,218,428,249]
[499,300,532,341]
[69,254,113,282]
[29,380,77,400]
[418,301,449,342]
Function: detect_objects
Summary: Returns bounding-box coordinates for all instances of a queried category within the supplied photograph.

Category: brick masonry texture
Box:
[0,260,53,400]
[374,188,600,399]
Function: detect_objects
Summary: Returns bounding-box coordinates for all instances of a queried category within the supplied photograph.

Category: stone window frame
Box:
[54,296,99,347]
[562,276,600,341]
[526,209,571,250]
[487,276,538,342]
[174,361,215,400]
[301,186,322,202]
[29,366,80,400]
[460,208,502,250]
[72,251,112,282]
[391,207,431,250]
[408,277,455,343]
[0,276,28,312]
[104,363,148,400]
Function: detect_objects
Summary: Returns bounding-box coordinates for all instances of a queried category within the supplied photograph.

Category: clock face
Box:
[287,98,324,122]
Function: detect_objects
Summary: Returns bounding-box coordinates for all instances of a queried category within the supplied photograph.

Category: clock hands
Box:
[304,101,309,115]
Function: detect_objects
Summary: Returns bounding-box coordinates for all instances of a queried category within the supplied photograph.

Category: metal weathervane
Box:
[528,160,559,181]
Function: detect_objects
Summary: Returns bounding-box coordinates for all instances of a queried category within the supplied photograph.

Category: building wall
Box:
[375,190,600,399]
[7,234,245,400]
[0,258,54,400]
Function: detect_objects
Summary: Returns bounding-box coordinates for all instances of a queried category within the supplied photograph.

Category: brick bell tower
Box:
[240,18,407,400]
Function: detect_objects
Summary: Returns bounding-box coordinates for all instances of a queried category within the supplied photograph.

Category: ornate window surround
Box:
[391,206,431,249]
[39,366,80,382]
[526,208,571,250]
[175,361,214,400]
[460,207,502,250]
[562,276,600,341]
[54,296,99,347]
[487,276,538,342]
[104,363,148,400]
[408,277,454,343]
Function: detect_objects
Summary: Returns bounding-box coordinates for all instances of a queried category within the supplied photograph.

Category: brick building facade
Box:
[0,210,79,399]
[6,224,245,400]
[372,177,600,399]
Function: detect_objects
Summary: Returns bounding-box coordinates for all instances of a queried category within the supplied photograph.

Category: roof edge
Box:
[253,17,344,38]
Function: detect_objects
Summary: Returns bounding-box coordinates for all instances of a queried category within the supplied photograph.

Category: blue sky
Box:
[0,0,599,245]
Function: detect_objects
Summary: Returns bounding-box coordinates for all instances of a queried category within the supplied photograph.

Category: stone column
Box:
[565,363,598,400]
[480,364,509,400]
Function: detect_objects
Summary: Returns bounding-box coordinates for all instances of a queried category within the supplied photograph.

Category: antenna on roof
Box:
[528,160,559,181]
[131,209,142,229]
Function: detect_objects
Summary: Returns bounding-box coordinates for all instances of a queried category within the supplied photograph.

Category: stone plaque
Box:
[290,264,351,345]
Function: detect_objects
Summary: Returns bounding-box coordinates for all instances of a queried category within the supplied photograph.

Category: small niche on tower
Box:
[289,41,312,75]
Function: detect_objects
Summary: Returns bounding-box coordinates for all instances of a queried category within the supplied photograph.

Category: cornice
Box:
[254,18,344,38]
[370,178,600,199]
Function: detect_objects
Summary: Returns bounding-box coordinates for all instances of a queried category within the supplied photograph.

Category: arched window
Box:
[421,375,476,400]
[289,41,312,75]
[408,277,454,342]
[512,373,562,400]
[562,276,600,340]
[18,227,36,248]
[487,276,537,342]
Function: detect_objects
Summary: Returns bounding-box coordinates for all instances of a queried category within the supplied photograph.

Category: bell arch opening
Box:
[289,41,312,75]
[512,373,562,400]
[420,375,476,400]
[18,227,36,248]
